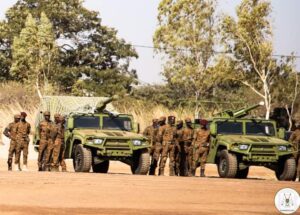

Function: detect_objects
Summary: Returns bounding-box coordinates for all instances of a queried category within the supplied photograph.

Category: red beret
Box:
[200,119,208,126]
[20,112,27,117]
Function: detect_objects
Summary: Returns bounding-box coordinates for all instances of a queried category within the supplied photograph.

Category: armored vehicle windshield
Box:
[103,116,132,131]
[74,116,100,128]
[217,121,243,135]
[245,122,275,136]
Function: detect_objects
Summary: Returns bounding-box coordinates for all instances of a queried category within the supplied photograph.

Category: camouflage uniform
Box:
[289,126,300,181]
[59,115,67,172]
[3,115,21,170]
[175,120,184,176]
[159,116,177,176]
[192,120,210,177]
[51,115,65,171]
[15,113,31,168]
[182,118,194,176]
[37,111,52,171]
[143,119,159,175]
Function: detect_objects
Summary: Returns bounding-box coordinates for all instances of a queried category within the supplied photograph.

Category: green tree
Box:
[221,0,295,119]
[0,0,138,96]
[10,12,58,97]
[153,0,217,115]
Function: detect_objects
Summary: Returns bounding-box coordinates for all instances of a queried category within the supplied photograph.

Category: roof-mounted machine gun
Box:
[95,95,119,115]
[213,101,265,119]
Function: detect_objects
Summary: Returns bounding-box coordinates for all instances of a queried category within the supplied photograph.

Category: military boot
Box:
[200,169,206,177]
[149,160,157,175]
[7,158,12,171]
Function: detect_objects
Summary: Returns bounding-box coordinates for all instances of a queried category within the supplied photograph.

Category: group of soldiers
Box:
[3,111,67,172]
[143,116,210,177]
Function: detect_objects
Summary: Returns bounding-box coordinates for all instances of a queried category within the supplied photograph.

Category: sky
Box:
[1,0,300,84]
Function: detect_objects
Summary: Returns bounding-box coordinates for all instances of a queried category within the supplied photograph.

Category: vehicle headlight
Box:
[239,144,249,150]
[94,139,104,144]
[278,145,287,151]
[132,140,142,146]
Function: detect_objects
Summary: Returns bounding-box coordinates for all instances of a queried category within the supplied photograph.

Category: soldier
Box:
[175,120,184,176]
[45,113,60,171]
[59,115,67,172]
[143,118,159,175]
[192,119,210,177]
[289,122,300,182]
[3,114,21,171]
[182,118,194,176]
[51,114,65,172]
[158,115,177,176]
[15,112,31,171]
[37,111,52,171]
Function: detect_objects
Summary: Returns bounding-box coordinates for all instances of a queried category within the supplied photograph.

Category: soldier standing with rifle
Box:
[15,112,31,171]
[143,119,159,175]
[59,115,67,172]
[37,111,52,171]
[182,118,194,176]
[158,116,177,176]
[175,120,184,176]
[51,114,65,172]
[3,114,21,171]
[289,122,300,182]
[192,119,210,177]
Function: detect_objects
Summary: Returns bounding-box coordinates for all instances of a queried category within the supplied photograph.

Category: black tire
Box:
[275,157,296,181]
[131,150,150,175]
[93,160,110,173]
[235,167,249,179]
[73,144,92,172]
[217,150,238,178]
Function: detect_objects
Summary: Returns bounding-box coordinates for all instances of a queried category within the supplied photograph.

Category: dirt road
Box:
[0,160,299,215]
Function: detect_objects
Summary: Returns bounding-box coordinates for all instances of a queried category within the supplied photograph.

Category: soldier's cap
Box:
[168,115,176,121]
[20,112,27,117]
[152,118,159,123]
[159,116,166,122]
[54,113,61,118]
[14,114,21,119]
[199,119,208,126]
[43,111,50,116]
[185,117,192,123]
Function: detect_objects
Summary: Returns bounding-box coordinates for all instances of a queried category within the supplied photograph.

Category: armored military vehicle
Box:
[33,96,150,174]
[206,102,296,181]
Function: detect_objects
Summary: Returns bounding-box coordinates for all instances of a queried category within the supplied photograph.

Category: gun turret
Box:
[95,95,119,113]
[214,102,264,119]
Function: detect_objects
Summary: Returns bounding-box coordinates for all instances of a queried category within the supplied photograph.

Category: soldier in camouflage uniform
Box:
[159,116,177,176]
[182,118,194,176]
[289,122,300,182]
[37,111,52,171]
[3,114,21,171]
[175,120,184,176]
[143,119,159,175]
[15,112,31,171]
[192,119,210,177]
[44,113,60,171]
[51,114,65,172]
[59,115,67,172]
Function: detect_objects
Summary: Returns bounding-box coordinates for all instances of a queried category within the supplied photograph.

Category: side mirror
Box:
[278,127,286,140]
[210,123,217,136]
[67,118,74,130]
[133,122,140,134]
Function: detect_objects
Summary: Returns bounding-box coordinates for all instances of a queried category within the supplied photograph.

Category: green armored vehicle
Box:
[33,96,150,174]
[206,103,296,181]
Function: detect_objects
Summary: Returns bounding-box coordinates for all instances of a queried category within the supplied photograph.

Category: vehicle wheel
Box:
[93,160,110,173]
[131,149,150,175]
[73,144,92,172]
[235,167,249,179]
[217,150,238,178]
[275,157,296,181]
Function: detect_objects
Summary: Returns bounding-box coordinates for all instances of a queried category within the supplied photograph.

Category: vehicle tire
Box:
[235,167,249,179]
[73,144,92,172]
[131,149,150,175]
[93,160,110,173]
[275,157,296,181]
[217,150,238,178]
